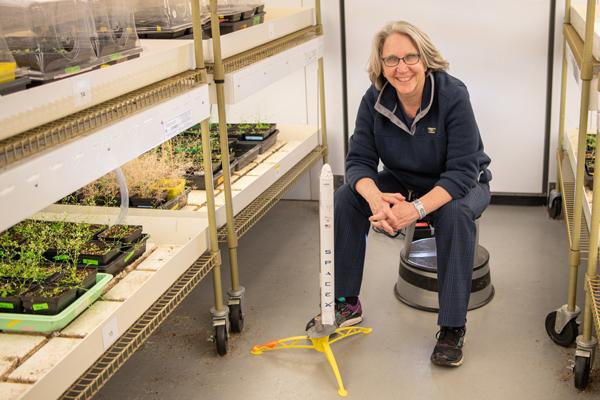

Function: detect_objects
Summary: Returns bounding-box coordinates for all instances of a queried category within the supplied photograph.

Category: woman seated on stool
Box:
[306,20,492,367]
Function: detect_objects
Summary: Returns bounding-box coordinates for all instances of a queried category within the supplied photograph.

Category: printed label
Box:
[65,65,81,74]
[0,302,14,309]
[102,317,119,350]
[163,110,193,141]
[32,303,49,311]
[124,250,135,263]
[73,78,92,107]
[83,258,99,266]
[54,254,69,261]
[109,53,122,61]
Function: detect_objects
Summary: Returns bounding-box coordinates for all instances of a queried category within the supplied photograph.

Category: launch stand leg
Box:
[251,326,372,397]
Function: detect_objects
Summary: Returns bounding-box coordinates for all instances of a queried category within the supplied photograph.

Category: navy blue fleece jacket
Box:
[346,70,491,199]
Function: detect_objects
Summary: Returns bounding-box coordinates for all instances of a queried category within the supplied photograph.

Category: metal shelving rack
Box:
[0,1,230,397]
[207,0,327,334]
[550,0,600,390]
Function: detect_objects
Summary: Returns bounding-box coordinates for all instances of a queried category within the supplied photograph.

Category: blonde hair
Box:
[368,21,449,90]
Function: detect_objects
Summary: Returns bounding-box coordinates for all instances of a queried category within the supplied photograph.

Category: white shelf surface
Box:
[0,84,210,233]
[0,40,196,141]
[208,36,323,104]
[202,7,315,63]
[0,214,209,400]
[565,129,594,229]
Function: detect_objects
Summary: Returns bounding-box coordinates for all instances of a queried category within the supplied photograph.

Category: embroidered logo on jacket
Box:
[427,127,437,134]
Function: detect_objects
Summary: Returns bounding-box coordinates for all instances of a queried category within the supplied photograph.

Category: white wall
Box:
[343,0,552,195]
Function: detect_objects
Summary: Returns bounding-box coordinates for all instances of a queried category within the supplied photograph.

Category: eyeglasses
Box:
[381,53,421,67]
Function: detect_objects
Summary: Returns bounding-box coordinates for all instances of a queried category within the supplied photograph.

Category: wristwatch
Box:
[412,198,427,219]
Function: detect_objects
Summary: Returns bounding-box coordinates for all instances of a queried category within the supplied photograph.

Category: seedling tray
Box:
[22,287,78,315]
[98,225,143,244]
[0,76,30,96]
[0,295,22,313]
[79,241,120,266]
[137,24,192,39]
[237,129,279,154]
[158,187,191,210]
[96,234,148,275]
[233,142,260,171]
[0,273,112,332]
[202,12,265,38]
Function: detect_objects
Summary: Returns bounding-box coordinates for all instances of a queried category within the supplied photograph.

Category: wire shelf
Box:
[206,25,321,74]
[218,146,325,242]
[0,69,207,170]
[59,251,218,400]
[558,149,590,258]
[587,274,600,336]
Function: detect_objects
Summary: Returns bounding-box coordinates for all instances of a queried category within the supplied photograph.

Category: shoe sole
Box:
[431,356,463,367]
[339,316,363,328]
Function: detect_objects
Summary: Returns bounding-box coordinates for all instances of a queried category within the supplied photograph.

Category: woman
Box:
[307,21,491,367]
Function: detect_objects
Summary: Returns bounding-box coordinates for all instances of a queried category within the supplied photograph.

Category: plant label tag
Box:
[73,79,92,107]
[268,23,276,39]
[163,110,193,141]
[102,317,119,350]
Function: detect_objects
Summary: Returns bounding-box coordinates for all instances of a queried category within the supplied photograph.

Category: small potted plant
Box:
[98,224,143,244]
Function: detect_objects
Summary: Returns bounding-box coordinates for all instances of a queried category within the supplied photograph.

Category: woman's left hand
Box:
[369,195,419,232]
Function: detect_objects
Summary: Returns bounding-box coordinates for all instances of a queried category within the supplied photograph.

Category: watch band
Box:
[412,198,427,219]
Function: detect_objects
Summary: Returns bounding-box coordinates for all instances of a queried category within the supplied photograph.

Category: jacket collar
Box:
[374,73,435,135]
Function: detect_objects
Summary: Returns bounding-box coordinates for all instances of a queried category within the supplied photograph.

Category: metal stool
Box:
[394,219,494,312]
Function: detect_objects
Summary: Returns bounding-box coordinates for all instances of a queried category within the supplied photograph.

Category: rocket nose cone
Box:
[320,163,332,178]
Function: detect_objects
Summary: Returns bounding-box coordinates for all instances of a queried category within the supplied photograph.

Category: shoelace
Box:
[436,327,465,345]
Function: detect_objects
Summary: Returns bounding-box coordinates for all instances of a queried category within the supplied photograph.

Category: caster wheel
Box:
[545,311,578,347]
[574,355,591,390]
[548,190,562,219]
[215,325,228,356]
[229,303,244,333]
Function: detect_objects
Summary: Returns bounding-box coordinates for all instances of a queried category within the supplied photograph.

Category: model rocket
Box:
[319,164,335,327]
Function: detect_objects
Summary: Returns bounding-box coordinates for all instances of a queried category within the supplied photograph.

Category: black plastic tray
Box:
[0,76,30,96]
[21,287,78,315]
[233,142,260,171]
[98,225,143,244]
[96,234,149,275]
[79,241,120,266]
[237,129,279,154]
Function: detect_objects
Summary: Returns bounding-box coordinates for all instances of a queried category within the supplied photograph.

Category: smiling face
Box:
[381,33,426,104]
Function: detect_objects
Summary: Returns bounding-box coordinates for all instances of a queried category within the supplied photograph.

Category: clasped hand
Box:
[367,192,419,235]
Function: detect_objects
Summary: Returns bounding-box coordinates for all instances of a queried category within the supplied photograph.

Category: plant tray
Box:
[237,129,279,154]
[98,225,143,244]
[75,269,98,297]
[158,187,191,210]
[97,234,148,275]
[79,241,120,266]
[137,24,192,39]
[0,76,30,96]
[202,11,265,38]
[21,287,78,315]
[233,142,260,171]
[0,295,22,313]
[0,273,112,332]
[585,162,595,190]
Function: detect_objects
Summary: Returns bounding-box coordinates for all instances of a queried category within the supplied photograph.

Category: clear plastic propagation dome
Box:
[133,0,193,34]
[91,0,141,60]
[0,30,17,84]
[0,0,97,79]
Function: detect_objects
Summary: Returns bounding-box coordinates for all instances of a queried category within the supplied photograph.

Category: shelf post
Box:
[558,0,571,155]
[209,0,241,296]
[192,0,226,313]
[315,0,328,162]
[568,0,596,312]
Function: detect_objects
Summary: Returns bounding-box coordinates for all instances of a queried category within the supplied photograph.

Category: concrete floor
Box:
[96,201,599,400]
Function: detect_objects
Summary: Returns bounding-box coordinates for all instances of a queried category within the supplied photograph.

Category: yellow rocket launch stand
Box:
[251,326,372,397]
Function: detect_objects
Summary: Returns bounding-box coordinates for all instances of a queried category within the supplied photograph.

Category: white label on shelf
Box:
[274,163,282,177]
[102,317,119,350]
[163,109,193,141]
[73,79,92,107]
[268,22,276,39]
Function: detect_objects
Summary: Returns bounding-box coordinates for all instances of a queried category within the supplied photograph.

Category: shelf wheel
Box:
[545,310,579,347]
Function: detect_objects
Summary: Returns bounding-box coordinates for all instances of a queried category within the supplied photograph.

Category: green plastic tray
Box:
[0,273,113,333]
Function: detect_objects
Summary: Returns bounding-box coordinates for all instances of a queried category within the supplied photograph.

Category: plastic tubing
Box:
[114,167,129,225]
